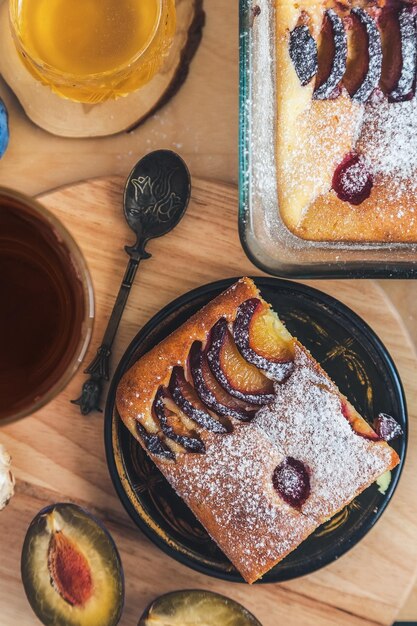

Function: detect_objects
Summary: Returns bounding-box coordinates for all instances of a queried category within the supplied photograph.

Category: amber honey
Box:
[9,0,176,103]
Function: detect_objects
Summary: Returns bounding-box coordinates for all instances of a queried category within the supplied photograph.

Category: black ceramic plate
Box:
[105,278,407,583]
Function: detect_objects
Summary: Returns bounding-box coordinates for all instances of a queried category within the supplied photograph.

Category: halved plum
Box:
[344,8,382,103]
[189,341,257,422]
[207,318,275,405]
[233,299,295,382]
[168,367,230,434]
[314,9,347,99]
[21,503,124,626]
[289,24,318,86]
[389,6,417,102]
[153,387,205,453]
[138,590,262,626]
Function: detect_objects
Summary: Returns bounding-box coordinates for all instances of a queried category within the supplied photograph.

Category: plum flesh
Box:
[21,503,124,626]
[207,318,275,405]
[189,341,257,422]
[233,299,295,382]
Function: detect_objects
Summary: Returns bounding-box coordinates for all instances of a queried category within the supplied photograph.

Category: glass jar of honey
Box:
[9,0,176,103]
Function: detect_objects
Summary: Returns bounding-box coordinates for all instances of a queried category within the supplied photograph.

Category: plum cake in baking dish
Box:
[116,278,401,583]
[276,0,417,242]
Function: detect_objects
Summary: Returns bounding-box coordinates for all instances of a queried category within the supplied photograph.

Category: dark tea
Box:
[0,191,93,420]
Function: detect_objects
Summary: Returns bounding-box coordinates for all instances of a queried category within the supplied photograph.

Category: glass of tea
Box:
[9,0,176,103]
[0,189,94,422]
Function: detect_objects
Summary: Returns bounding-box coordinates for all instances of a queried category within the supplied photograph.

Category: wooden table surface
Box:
[0,0,417,621]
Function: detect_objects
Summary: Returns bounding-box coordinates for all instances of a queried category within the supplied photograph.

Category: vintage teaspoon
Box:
[72,150,191,415]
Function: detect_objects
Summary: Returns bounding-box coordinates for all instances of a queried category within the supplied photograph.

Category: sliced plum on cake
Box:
[153,387,206,453]
[380,5,417,102]
[168,366,230,434]
[189,341,257,422]
[341,401,403,443]
[233,298,295,382]
[379,4,405,95]
[136,421,176,461]
[289,17,318,86]
[314,9,347,99]
[340,399,380,441]
[206,317,275,405]
[343,7,382,103]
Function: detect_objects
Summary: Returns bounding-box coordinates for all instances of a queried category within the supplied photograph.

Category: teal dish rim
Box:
[238,0,417,278]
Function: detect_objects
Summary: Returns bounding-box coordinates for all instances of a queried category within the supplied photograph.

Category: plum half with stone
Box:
[233,298,295,382]
[138,590,262,626]
[21,503,124,626]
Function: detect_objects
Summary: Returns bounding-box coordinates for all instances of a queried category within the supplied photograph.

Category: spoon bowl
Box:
[124,150,191,250]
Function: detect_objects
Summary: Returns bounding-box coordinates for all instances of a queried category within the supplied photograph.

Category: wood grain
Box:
[0,176,416,626]
[0,0,201,137]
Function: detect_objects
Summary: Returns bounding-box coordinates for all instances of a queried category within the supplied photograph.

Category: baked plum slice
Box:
[168,366,230,434]
[272,457,311,510]
[138,590,262,626]
[233,299,295,382]
[343,8,382,103]
[389,6,417,102]
[332,151,373,205]
[21,503,124,626]
[136,421,175,461]
[314,9,347,99]
[289,24,318,86]
[340,400,379,440]
[207,318,275,405]
[379,5,403,95]
[189,341,257,422]
[373,412,403,442]
[153,387,205,453]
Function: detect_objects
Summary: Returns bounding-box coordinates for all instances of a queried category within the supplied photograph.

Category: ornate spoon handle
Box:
[72,251,149,415]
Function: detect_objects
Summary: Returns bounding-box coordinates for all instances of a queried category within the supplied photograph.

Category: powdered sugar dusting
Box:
[339,156,369,194]
[166,424,316,579]
[359,90,417,182]
[255,346,393,522]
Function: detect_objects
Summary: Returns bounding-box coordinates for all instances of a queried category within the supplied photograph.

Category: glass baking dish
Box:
[239,0,417,278]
